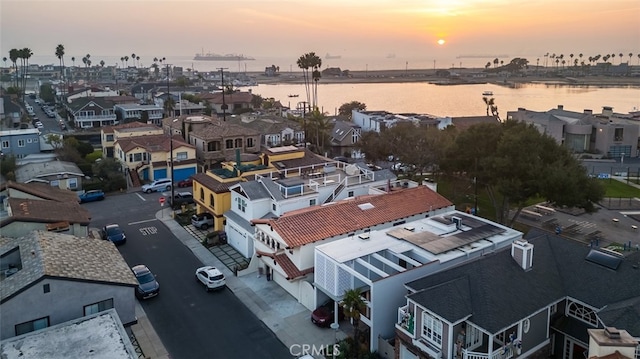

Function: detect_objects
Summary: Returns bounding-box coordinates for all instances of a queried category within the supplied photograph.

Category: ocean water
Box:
[25,54,510,73]
[22,54,640,117]
[247,82,640,118]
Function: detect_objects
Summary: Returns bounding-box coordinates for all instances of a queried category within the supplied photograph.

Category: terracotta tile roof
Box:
[254,186,453,248]
[1,181,80,203]
[0,231,138,303]
[256,250,313,280]
[4,198,91,225]
[275,253,313,280]
[190,120,261,140]
[192,173,242,193]
[115,134,192,153]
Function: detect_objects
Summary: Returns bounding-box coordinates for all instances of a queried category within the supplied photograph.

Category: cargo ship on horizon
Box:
[193,52,255,61]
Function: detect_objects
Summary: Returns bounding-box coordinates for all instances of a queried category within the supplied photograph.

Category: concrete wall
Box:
[0,277,135,339]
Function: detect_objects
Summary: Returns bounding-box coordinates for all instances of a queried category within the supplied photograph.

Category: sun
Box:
[437,39,446,45]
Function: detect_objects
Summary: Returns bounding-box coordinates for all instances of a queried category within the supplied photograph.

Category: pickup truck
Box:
[78,190,105,203]
[170,192,194,209]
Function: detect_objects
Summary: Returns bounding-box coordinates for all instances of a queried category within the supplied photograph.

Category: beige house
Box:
[101,121,163,158]
[188,117,261,170]
[507,105,640,158]
[114,134,197,182]
[14,161,84,191]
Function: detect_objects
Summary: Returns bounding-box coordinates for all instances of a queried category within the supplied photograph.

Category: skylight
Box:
[358,203,375,210]
[585,249,622,270]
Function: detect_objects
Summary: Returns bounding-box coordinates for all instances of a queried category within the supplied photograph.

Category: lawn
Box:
[435,176,640,225]
[600,179,640,198]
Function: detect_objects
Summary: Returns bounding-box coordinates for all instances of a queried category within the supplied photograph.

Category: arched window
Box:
[567,301,598,326]
[209,194,214,208]
[199,188,204,201]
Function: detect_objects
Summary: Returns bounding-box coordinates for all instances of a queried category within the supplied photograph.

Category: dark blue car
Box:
[78,190,105,203]
[101,224,126,245]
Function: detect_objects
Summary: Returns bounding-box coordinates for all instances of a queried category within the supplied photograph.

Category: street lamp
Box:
[217,67,229,121]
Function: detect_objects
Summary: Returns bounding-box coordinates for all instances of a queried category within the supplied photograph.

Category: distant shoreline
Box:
[248,69,640,87]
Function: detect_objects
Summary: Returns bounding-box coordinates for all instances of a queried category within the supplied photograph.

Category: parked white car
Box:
[195,266,226,291]
[141,178,172,193]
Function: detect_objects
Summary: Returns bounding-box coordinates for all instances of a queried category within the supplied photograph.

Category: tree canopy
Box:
[441,120,604,225]
[338,101,366,119]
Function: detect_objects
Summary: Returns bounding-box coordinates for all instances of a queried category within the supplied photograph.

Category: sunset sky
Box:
[1,0,638,64]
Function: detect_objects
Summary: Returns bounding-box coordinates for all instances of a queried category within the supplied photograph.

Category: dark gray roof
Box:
[223,210,255,233]
[260,178,285,201]
[331,121,359,142]
[240,180,271,200]
[405,228,640,335]
[372,169,397,181]
[596,297,640,336]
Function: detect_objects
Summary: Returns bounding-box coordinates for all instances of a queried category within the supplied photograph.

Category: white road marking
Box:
[128,219,157,225]
[136,193,146,201]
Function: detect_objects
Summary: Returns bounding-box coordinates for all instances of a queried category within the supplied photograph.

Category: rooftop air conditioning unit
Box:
[358,233,370,240]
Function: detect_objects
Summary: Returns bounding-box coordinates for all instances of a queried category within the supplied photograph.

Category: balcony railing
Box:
[75,114,117,121]
[397,305,415,336]
[462,345,514,359]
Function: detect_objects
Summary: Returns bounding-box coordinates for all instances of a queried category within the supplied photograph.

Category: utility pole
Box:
[217,67,228,121]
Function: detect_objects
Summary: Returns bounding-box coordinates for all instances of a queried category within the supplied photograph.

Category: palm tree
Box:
[296,53,313,113]
[163,96,175,117]
[629,53,633,64]
[55,44,65,86]
[136,56,140,67]
[611,53,616,64]
[618,53,623,64]
[9,49,19,89]
[100,60,105,67]
[493,58,499,68]
[637,54,640,65]
[482,96,495,116]
[124,56,129,67]
[20,48,33,102]
[311,60,322,110]
[131,53,136,67]
[341,288,366,359]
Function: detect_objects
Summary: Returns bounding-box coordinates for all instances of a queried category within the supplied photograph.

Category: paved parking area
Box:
[181,224,250,271]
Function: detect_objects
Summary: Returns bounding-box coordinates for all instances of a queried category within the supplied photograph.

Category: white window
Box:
[421,313,443,347]
[1,141,9,148]
[33,137,38,142]
[83,298,114,316]
[27,138,32,143]
[15,317,49,336]
[176,151,188,160]
[237,198,246,212]
[17,139,25,147]
[50,180,59,187]
[67,178,78,190]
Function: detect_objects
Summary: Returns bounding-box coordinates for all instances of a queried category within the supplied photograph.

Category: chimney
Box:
[557,105,564,110]
[588,327,638,359]
[511,239,534,271]
[584,109,593,115]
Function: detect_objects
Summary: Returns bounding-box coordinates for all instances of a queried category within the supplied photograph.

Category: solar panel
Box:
[585,249,622,270]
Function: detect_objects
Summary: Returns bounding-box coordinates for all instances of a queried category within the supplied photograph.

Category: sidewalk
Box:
[135,207,347,358]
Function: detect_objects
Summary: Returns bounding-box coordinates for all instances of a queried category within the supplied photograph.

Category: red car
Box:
[311,300,345,327]
[177,178,193,187]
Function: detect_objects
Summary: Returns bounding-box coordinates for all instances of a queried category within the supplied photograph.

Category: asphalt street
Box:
[84,190,291,359]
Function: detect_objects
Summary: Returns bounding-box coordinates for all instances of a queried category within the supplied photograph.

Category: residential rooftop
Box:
[0,309,137,359]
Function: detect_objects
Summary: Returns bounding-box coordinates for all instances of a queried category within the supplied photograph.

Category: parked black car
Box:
[131,265,160,299]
